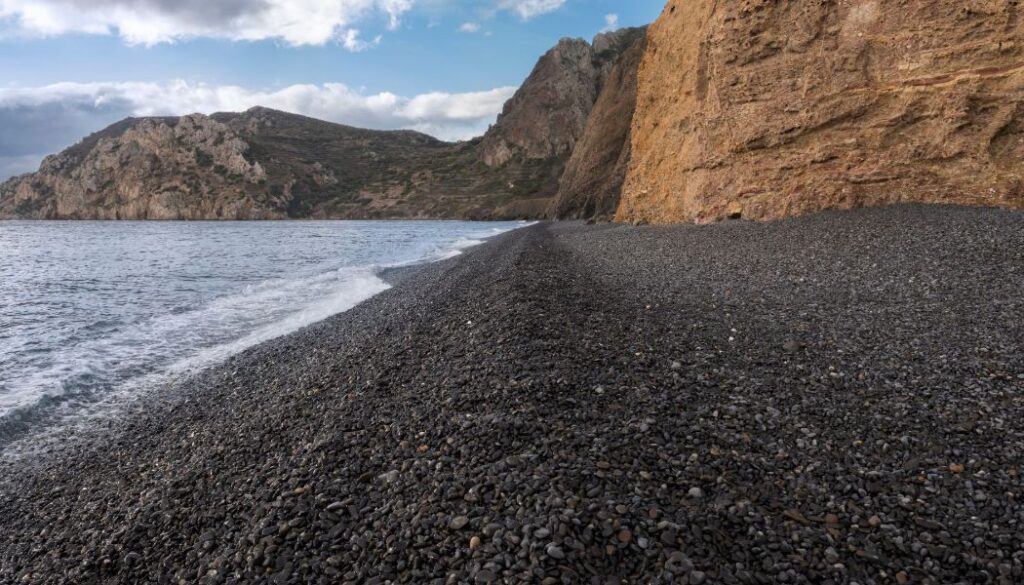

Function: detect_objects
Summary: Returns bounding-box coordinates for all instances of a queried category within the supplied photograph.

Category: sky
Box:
[0,0,665,180]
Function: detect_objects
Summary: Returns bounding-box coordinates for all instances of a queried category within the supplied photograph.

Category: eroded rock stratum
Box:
[618,0,1024,223]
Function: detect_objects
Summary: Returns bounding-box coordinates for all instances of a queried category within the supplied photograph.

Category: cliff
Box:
[478,38,598,169]
[618,0,1024,223]
[7,3,1024,224]
[551,31,646,220]
[0,29,646,221]
[479,29,645,168]
[475,27,648,215]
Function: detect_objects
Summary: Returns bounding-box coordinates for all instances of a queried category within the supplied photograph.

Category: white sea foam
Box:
[431,238,485,260]
[168,268,391,376]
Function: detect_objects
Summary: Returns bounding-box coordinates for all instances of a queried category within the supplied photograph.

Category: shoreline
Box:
[0,217,542,223]
[0,222,524,462]
[2,205,1023,584]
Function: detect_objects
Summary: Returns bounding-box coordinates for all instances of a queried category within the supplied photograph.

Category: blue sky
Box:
[0,0,665,180]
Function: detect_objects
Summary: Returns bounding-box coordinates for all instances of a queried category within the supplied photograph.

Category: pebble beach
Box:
[1,205,1023,584]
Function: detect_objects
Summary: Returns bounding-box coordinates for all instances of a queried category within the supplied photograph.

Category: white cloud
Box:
[0,80,517,179]
[380,0,413,30]
[339,29,381,51]
[0,0,415,46]
[497,0,567,20]
[0,0,574,44]
[400,88,511,121]
[601,13,618,32]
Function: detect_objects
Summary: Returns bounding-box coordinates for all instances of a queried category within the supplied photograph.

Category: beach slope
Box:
[2,205,1023,584]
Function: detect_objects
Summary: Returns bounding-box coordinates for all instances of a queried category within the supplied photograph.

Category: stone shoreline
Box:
[1,205,1023,584]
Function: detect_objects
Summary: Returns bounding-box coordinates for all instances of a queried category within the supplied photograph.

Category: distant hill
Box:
[0,28,646,221]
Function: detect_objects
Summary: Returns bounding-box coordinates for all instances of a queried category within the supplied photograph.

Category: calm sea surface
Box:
[0,220,524,450]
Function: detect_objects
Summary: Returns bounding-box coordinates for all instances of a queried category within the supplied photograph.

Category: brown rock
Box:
[950,463,965,474]
[469,536,481,550]
[0,114,270,220]
[479,38,598,168]
[480,29,643,170]
[551,30,647,220]
[783,509,810,526]
[449,516,469,531]
[618,0,1024,224]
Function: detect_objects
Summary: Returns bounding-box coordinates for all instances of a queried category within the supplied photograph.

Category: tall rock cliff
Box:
[479,38,599,168]
[476,27,648,217]
[551,31,647,220]
[480,30,646,167]
[618,0,1024,224]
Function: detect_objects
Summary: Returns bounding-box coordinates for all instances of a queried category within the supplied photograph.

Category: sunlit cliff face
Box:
[618,0,1024,224]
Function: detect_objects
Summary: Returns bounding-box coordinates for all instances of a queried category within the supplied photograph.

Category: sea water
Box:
[0,220,524,450]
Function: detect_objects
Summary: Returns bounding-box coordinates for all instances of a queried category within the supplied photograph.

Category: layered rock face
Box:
[551,34,647,219]
[8,3,1024,224]
[618,0,1024,223]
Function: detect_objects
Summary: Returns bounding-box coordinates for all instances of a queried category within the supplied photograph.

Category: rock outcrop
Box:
[477,27,648,212]
[479,38,599,168]
[8,2,1024,224]
[0,106,556,220]
[551,32,646,220]
[618,0,1024,224]
[1,115,271,220]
